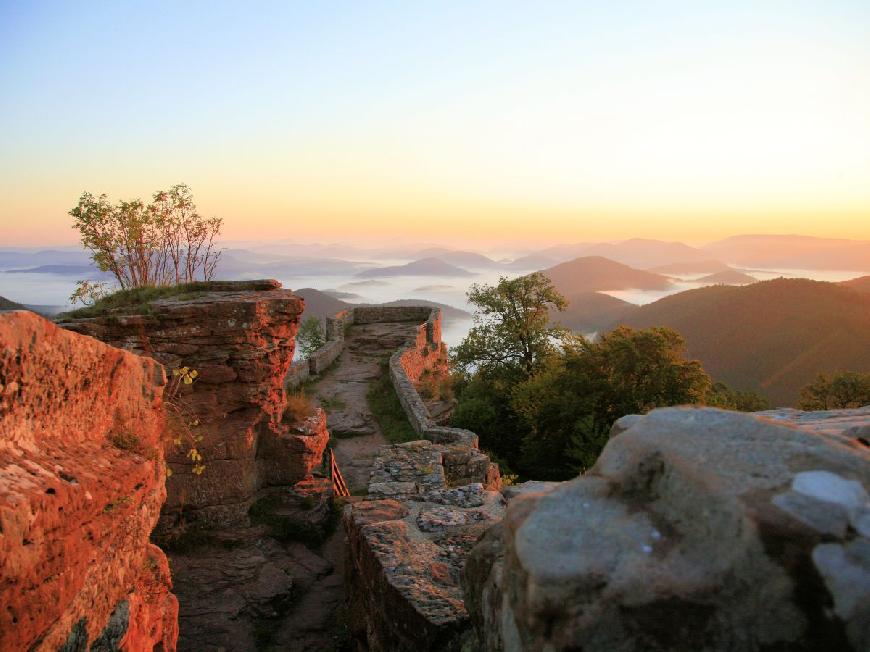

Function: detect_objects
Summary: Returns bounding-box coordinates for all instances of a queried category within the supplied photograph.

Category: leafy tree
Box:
[450,273,569,470]
[706,381,769,412]
[798,371,870,410]
[512,327,711,478]
[451,272,570,379]
[70,184,222,290]
[297,316,326,358]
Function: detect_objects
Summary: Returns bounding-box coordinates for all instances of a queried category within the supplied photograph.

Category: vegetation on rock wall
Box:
[60,282,211,318]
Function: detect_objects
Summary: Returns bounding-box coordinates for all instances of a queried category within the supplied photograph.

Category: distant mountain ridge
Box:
[840,275,870,293]
[696,269,756,285]
[553,292,637,333]
[356,257,473,278]
[542,256,672,295]
[702,235,870,271]
[613,278,870,406]
[0,295,26,311]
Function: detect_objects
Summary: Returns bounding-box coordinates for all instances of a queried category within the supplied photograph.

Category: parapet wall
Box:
[388,310,479,448]
[286,303,478,449]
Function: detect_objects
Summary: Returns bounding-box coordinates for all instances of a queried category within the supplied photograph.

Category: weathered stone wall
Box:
[352,305,433,324]
[341,305,503,651]
[345,440,504,652]
[59,280,322,530]
[309,339,344,374]
[464,406,870,652]
[286,305,434,390]
[388,309,480,448]
[0,311,178,651]
[285,358,311,387]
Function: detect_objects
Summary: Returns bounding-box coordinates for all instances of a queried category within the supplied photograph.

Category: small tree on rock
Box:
[69,184,222,290]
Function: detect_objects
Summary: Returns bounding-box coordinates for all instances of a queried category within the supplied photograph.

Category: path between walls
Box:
[307,321,423,491]
[171,320,423,651]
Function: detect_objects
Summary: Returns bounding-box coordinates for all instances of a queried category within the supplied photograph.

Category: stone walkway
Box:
[308,321,421,491]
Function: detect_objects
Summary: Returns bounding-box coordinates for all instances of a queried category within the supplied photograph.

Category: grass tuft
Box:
[366,357,417,444]
[56,283,211,319]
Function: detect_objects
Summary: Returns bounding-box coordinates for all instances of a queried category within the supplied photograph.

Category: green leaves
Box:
[799,371,870,410]
[451,272,570,379]
[297,316,327,358]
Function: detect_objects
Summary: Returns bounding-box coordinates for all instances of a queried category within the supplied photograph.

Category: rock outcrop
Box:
[0,311,178,651]
[345,440,503,651]
[464,406,870,651]
[59,280,325,531]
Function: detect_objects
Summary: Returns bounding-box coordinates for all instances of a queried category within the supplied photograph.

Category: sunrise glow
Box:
[2,2,869,245]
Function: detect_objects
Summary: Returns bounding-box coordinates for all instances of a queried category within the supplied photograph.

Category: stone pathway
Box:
[308,321,421,491]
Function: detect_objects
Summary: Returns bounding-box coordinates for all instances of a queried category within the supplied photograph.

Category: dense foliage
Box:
[450,275,769,480]
[617,278,870,406]
[297,316,327,358]
[798,371,870,410]
[451,272,570,379]
[70,183,222,291]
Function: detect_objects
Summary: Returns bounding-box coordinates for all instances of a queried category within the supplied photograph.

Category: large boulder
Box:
[0,311,178,651]
[464,407,870,651]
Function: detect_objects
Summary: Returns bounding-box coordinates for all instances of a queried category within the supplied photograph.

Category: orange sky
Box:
[2,3,869,246]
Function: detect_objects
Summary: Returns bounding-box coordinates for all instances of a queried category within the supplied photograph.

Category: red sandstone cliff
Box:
[0,311,177,651]
[59,280,326,532]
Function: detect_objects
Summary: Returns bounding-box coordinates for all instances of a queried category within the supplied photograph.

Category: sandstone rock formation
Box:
[60,280,324,530]
[345,440,503,651]
[464,406,870,651]
[0,311,178,651]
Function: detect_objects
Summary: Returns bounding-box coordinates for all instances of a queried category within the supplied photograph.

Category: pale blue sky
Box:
[2,1,869,245]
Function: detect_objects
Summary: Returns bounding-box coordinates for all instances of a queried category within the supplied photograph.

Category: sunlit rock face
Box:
[464,406,870,652]
[60,280,315,530]
[0,311,178,651]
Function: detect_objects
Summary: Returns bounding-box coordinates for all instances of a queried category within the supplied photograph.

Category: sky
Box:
[1,1,869,247]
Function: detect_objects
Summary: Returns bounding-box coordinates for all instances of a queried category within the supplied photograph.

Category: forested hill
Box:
[542,256,671,293]
[0,296,26,311]
[614,278,870,407]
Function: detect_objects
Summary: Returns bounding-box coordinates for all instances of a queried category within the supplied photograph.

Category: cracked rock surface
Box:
[464,406,870,652]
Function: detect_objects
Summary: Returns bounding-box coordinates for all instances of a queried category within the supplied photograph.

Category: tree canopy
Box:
[449,275,768,480]
[297,316,327,359]
[451,272,569,379]
[799,371,870,410]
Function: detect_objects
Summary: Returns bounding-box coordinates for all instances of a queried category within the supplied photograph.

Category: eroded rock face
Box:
[60,280,309,529]
[464,406,870,652]
[345,440,504,651]
[0,311,177,651]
